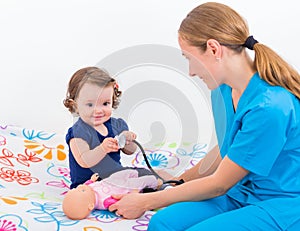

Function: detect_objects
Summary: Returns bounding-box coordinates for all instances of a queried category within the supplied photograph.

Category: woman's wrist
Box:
[143,190,168,211]
[142,193,156,211]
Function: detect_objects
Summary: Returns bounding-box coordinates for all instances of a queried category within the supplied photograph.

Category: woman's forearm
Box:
[109,156,248,219]
[179,145,221,182]
[179,160,204,181]
[145,175,225,211]
[146,155,248,211]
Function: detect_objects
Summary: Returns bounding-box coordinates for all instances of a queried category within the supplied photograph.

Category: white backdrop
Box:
[0,0,299,146]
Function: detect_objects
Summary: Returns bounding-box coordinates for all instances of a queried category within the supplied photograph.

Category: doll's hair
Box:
[63,66,122,113]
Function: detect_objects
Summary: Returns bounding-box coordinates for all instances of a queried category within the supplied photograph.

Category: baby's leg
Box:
[108,169,138,180]
[126,175,159,191]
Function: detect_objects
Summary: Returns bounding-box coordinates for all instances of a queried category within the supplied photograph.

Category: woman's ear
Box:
[206,39,222,58]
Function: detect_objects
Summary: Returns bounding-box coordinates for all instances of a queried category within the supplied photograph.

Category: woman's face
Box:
[76,83,113,128]
[178,37,222,90]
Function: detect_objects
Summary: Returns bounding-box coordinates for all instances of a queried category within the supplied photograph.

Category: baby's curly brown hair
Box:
[63,66,122,114]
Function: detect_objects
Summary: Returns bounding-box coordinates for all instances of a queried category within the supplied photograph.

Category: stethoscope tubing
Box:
[133,140,184,185]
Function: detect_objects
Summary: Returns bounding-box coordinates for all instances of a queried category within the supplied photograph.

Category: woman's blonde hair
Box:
[179,2,300,99]
[63,66,121,113]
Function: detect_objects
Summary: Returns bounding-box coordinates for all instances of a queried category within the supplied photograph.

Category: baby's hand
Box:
[101,138,119,153]
[120,131,137,145]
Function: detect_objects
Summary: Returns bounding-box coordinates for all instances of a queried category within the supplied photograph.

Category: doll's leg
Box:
[148,195,239,231]
[90,156,125,179]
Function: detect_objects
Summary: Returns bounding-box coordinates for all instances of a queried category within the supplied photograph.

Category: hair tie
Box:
[243,35,258,50]
[114,82,119,89]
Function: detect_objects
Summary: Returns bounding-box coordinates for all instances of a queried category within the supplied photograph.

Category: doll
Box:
[62,169,162,220]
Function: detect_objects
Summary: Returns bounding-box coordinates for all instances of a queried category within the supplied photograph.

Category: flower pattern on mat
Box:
[22,129,55,141]
[0,167,39,185]
[132,213,153,231]
[0,148,42,167]
[0,148,14,167]
[0,195,28,205]
[26,202,78,229]
[46,163,71,195]
[133,150,179,170]
[0,135,6,146]
[83,227,103,231]
[46,163,70,180]
[176,144,207,167]
[24,140,66,161]
[89,210,119,223]
[176,143,207,159]
[0,125,8,130]
[0,124,201,230]
[0,214,28,231]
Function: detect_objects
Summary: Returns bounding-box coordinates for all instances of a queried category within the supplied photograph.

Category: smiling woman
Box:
[179,37,222,90]
[108,2,300,231]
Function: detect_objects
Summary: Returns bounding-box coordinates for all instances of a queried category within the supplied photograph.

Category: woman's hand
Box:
[108,193,148,219]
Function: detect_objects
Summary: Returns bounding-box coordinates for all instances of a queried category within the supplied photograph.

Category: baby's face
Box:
[76,83,114,128]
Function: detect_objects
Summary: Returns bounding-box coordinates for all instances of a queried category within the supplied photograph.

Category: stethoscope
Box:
[115,134,184,186]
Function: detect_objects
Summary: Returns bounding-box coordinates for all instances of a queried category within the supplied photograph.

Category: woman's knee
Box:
[148,203,191,231]
[148,210,171,231]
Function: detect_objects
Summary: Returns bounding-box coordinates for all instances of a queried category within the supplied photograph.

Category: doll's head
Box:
[62,184,96,220]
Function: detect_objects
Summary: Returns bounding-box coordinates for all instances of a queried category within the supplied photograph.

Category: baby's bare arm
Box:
[70,137,118,168]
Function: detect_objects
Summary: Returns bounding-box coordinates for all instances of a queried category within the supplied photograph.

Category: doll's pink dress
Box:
[85,169,158,209]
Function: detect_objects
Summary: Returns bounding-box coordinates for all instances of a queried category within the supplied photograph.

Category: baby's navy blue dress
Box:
[66,117,129,189]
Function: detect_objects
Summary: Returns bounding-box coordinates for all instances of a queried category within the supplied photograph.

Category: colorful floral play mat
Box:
[0,124,207,231]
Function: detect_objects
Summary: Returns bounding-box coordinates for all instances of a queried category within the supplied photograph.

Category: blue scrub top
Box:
[211,73,300,229]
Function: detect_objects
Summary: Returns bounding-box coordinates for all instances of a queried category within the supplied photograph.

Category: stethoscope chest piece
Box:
[115,134,126,148]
